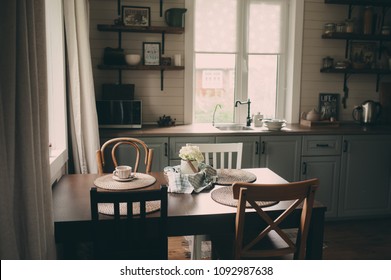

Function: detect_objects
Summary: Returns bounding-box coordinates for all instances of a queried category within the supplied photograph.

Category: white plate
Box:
[112,174,136,182]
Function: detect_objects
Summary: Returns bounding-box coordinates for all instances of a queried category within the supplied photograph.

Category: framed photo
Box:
[349,42,377,69]
[143,42,161,66]
[318,93,339,121]
[122,6,150,27]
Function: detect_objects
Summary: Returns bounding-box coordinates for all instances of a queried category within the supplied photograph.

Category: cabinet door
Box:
[169,136,215,166]
[301,156,341,219]
[260,136,302,182]
[138,137,169,172]
[339,135,391,217]
[216,136,260,168]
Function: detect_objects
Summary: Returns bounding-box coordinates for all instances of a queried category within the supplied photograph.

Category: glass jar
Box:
[336,23,346,33]
[382,26,391,36]
[323,56,334,69]
[345,19,355,33]
[363,6,373,35]
[324,23,336,34]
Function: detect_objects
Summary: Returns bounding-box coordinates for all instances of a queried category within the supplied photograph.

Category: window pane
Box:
[194,53,236,123]
[195,0,238,52]
[248,55,277,118]
[249,0,283,53]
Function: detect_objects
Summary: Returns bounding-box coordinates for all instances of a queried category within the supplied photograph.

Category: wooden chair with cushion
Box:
[96,137,153,174]
[232,178,319,259]
[90,185,168,260]
[186,142,243,259]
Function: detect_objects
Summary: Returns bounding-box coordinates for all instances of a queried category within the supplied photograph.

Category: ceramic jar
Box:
[180,160,199,174]
[301,109,321,121]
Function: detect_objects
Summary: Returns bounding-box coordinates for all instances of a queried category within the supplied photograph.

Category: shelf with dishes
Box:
[321,32,391,41]
[325,0,391,7]
[321,0,391,108]
[98,64,184,71]
[98,64,184,91]
[97,24,184,34]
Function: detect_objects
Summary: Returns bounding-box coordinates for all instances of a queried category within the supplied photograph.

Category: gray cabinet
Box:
[260,136,302,182]
[216,136,260,168]
[139,137,169,172]
[339,135,391,217]
[301,135,342,219]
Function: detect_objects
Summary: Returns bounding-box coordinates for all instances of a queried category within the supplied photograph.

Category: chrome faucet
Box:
[235,99,252,126]
[212,104,222,126]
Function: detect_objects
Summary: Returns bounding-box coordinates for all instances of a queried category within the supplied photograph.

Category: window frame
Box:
[46,0,68,185]
[184,0,304,124]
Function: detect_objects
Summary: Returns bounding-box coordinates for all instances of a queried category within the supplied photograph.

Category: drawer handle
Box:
[343,140,348,153]
[316,144,330,148]
[302,162,307,175]
[261,141,266,154]
[164,143,168,157]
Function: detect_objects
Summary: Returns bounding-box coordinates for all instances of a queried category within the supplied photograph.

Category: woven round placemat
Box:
[98,201,161,216]
[216,169,257,185]
[211,186,279,208]
[94,173,157,191]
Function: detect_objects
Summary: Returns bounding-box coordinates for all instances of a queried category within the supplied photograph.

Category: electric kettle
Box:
[352,100,382,124]
[165,8,187,27]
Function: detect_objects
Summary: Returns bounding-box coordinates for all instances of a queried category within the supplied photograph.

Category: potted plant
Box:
[178,145,204,174]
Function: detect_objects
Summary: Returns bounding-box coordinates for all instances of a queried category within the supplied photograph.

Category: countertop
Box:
[99,123,391,138]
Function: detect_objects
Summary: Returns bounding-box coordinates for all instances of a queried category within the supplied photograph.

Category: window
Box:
[188,0,297,124]
[46,0,68,185]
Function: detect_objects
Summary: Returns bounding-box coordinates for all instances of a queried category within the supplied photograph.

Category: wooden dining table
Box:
[52,168,326,259]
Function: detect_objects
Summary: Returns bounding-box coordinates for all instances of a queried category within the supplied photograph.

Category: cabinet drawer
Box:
[302,135,342,156]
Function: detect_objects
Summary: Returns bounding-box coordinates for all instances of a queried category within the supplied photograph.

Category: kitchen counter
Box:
[100,123,391,138]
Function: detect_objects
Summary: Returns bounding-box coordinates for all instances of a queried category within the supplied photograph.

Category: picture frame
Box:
[143,42,161,66]
[122,6,150,27]
[349,42,377,69]
[318,93,339,121]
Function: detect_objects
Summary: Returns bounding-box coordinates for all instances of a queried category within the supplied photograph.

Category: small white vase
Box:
[180,160,199,174]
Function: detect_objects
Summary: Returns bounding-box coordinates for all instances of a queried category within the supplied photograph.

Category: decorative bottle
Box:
[363,6,373,35]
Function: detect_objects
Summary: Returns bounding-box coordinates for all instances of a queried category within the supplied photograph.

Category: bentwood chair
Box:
[96,137,153,174]
[90,185,168,260]
[231,178,319,260]
[186,142,243,259]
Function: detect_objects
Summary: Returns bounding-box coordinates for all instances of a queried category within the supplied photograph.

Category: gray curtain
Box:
[0,0,56,259]
[64,0,100,174]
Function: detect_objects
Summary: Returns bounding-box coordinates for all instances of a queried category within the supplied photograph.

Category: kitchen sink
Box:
[214,124,253,131]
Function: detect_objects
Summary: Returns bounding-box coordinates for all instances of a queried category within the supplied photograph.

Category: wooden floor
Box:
[168,217,391,260]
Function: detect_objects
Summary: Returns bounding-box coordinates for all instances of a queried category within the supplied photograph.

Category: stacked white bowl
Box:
[262,119,286,131]
[125,54,141,66]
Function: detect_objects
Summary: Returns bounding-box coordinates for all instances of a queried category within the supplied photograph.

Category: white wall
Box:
[90,0,391,124]
[90,0,185,124]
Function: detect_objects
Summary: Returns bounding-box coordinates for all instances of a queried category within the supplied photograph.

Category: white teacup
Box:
[113,165,132,179]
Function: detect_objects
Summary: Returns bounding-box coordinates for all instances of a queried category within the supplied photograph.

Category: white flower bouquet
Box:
[179,145,204,163]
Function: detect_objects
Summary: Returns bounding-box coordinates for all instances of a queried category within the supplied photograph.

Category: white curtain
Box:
[64,0,100,174]
[0,0,56,259]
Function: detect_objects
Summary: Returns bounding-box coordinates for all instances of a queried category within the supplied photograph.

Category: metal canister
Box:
[323,56,334,69]
[324,23,336,34]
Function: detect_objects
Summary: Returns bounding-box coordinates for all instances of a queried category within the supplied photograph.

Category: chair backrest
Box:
[90,185,168,260]
[232,178,319,260]
[187,143,243,169]
[96,137,153,174]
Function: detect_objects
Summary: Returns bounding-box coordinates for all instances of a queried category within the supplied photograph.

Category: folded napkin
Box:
[164,163,217,193]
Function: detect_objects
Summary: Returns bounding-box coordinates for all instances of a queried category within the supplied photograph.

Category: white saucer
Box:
[112,174,136,182]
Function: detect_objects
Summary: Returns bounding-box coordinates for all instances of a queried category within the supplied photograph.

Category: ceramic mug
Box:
[113,165,132,179]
